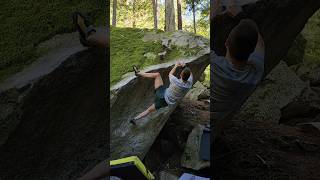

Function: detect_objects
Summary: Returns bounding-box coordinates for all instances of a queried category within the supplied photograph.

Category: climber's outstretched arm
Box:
[254,33,265,55]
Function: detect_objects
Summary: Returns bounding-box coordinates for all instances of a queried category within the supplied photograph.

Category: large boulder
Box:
[110,53,209,160]
[143,31,209,54]
[213,61,320,179]
[184,81,209,101]
[181,124,210,170]
[159,171,179,180]
[236,61,307,124]
[297,122,320,135]
[0,30,107,179]
[211,0,320,74]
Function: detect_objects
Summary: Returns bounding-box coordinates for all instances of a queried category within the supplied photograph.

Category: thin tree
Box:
[132,0,136,28]
[112,0,117,26]
[192,0,196,34]
[177,0,182,30]
[152,0,158,29]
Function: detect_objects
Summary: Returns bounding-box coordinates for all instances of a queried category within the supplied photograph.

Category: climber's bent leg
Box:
[138,72,164,89]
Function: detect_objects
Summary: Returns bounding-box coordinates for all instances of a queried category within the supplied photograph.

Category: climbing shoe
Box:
[130,119,136,125]
[133,65,141,76]
[72,12,96,47]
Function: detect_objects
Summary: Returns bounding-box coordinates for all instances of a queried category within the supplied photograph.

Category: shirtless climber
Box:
[130,62,193,124]
[211,0,265,136]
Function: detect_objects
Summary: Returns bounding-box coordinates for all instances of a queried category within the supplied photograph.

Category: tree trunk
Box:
[112,0,117,26]
[152,0,158,29]
[132,0,136,28]
[165,0,176,31]
[177,0,182,30]
[192,0,196,34]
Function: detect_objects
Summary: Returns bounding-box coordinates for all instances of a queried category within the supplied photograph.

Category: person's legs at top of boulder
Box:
[73,12,108,48]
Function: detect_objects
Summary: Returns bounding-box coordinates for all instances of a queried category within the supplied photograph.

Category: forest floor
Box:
[144,96,210,179]
[213,115,320,180]
[0,1,105,81]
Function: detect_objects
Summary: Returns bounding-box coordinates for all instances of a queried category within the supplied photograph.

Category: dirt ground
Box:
[143,88,320,180]
[213,111,320,180]
[144,98,210,178]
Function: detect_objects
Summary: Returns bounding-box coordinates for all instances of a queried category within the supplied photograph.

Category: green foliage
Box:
[112,0,154,28]
[286,10,320,65]
[111,27,162,85]
[184,0,210,37]
[111,0,210,37]
[0,0,105,81]
[301,10,320,61]
[110,27,202,85]
[203,65,210,87]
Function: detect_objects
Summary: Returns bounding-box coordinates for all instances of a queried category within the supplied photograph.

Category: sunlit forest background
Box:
[110,0,210,38]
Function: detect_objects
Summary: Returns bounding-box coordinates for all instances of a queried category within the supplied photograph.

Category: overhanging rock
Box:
[211,0,320,74]
[0,30,107,179]
[110,53,209,160]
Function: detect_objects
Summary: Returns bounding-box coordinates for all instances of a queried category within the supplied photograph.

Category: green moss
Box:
[286,10,320,65]
[110,27,202,85]
[203,65,210,88]
[0,0,105,81]
[301,10,320,59]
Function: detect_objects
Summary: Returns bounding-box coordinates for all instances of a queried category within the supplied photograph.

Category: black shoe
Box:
[72,12,96,47]
[132,65,141,76]
[130,119,136,125]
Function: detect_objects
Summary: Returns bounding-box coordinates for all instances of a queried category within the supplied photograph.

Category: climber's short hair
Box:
[181,67,191,82]
[227,19,259,62]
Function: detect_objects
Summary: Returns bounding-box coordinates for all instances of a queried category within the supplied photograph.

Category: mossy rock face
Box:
[285,10,320,66]
[0,0,105,81]
[110,53,209,160]
[111,27,209,86]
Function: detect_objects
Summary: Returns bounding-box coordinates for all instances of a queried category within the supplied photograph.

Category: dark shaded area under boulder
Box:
[0,49,108,180]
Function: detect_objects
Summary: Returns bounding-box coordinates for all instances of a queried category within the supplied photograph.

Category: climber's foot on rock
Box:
[133,65,141,76]
[130,119,136,125]
[72,12,96,47]
[72,12,90,46]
